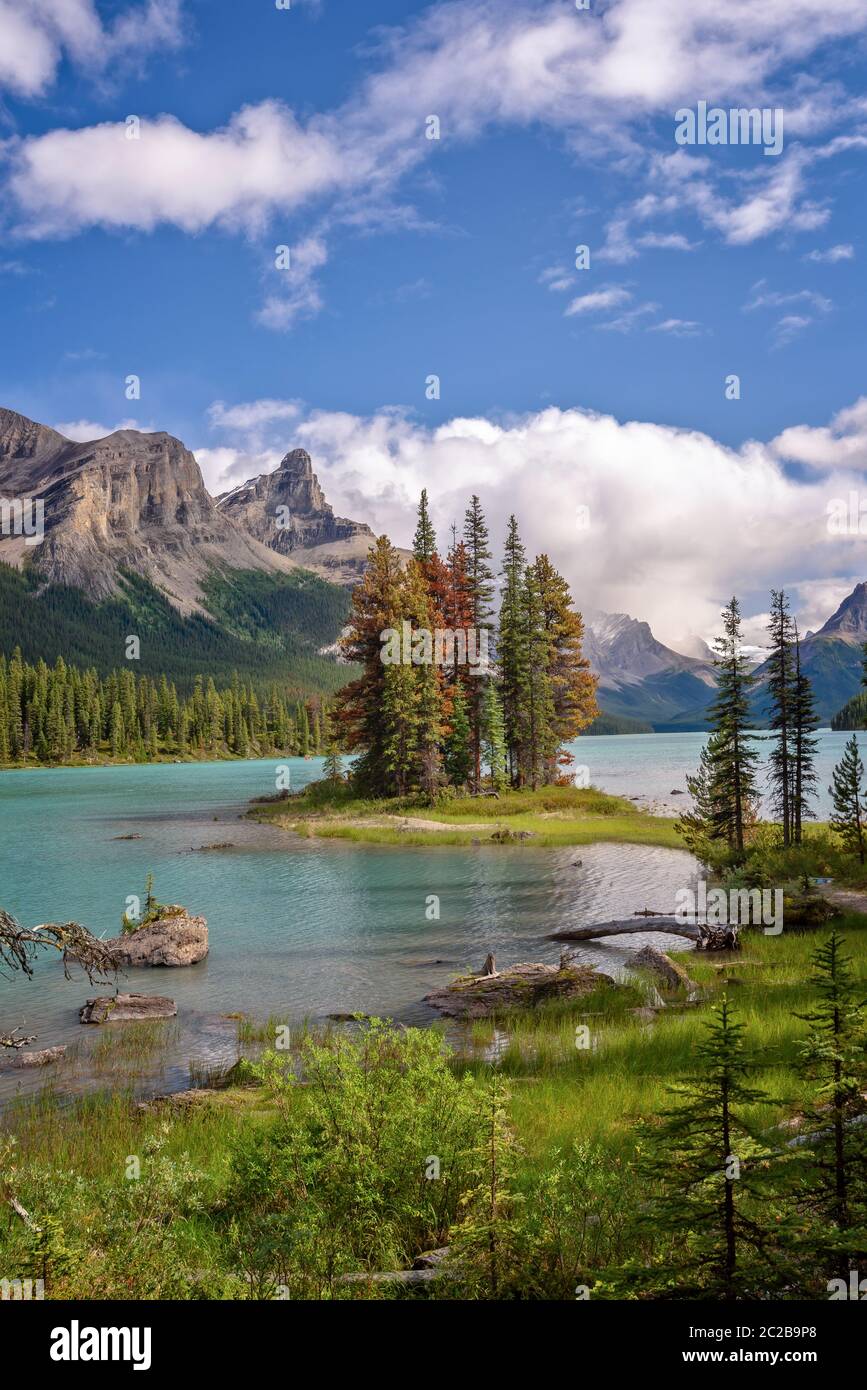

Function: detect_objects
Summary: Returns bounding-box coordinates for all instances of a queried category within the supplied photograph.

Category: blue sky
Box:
[1,0,867,649]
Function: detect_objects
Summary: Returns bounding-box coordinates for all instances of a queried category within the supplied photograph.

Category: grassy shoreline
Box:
[4,909,866,1298]
[248,782,684,850]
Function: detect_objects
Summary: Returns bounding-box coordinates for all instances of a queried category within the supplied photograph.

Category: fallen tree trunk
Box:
[547,918,700,943]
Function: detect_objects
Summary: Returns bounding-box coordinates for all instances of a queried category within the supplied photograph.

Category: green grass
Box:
[249,782,683,850]
[3,910,865,1296]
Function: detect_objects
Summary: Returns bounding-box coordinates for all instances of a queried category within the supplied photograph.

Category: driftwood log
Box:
[548,918,700,943]
[548,919,740,951]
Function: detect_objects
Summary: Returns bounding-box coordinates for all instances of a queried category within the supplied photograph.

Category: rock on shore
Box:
[80,993,177,1024]
[106,909,208,967]
[424,959,615,1020]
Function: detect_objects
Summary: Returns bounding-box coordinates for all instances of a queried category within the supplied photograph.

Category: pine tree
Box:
[791,932,867,1285]
[701,598,759,854]
[533,553,598,779]
[766,590,796,845]
[517,561,555,790]
[790,622,819,843]
[412,488,437,566]
[463,496,495,793]
[443,686,472,788]
[676,732,727,858]
[627,997,777,1299]
[481,681,508,791]
[333,534,404,795]
[403,559,445,800]
[498,516,527,785]
[381,661,419,797]
[829,735,866,862]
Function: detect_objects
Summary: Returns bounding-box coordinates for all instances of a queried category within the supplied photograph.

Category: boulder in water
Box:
[106,909,208,967]
[80,993,177,1023]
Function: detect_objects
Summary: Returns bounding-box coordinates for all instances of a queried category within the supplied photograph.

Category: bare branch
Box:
[0,906,121,984]
[0,1027,38,1050]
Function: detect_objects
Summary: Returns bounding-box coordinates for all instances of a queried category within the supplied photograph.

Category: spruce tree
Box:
[703,598,759,854]
[333,534,404,796]
[533,553,598,778]
[481,681,508,792]
[627,997,777,1299]
[790,622,819,843]
[463,496,494,793]
[766,589,796,845]
[443,687,472,788]
[498,516,527,785]
[829,735,866,862]
[791,932,867,1285]
[412,488,437,566]
[517,561,555,790]
[381,661,419,797]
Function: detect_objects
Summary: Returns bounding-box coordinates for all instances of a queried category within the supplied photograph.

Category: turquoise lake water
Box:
[0,729,863,1102]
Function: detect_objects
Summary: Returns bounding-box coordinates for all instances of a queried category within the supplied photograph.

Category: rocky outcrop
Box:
[0,408,299,613]
[106,909,208,967]
[80,993,177,1023]
[424,959,615,1020]
[216,447,377,587]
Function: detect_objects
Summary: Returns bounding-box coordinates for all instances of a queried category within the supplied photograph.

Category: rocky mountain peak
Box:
[217,447,374,584]
[279,448,313,472]
[814,581,867,643]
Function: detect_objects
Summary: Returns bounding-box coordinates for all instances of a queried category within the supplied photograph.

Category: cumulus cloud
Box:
[193,393,867,650]
[5,106,346,238]
[771,396,867,470]
[0,0,184,98]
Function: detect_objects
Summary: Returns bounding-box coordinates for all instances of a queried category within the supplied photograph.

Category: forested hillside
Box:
[0,562,350,698]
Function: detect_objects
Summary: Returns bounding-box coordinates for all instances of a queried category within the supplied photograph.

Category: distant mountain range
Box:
[586,586,867,730]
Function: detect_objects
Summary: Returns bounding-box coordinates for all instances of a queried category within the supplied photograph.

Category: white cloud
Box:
[7,0,867,248]
[208,399,301,431]
[196,446,284,496]
[564,286,631,317]
[771,396,867,470]
[744,281,833,313]
[649,317,703,336]
[803,243,855,262]
[196,392,867,649]
[54,416,141,441]
[6,106,346,238]
[772,314,813,347]
[256,237,328,331]
[0,0,184,98]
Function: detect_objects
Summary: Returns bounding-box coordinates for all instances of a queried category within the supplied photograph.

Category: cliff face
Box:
[0,409,299,611]
[217,447,375,585]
